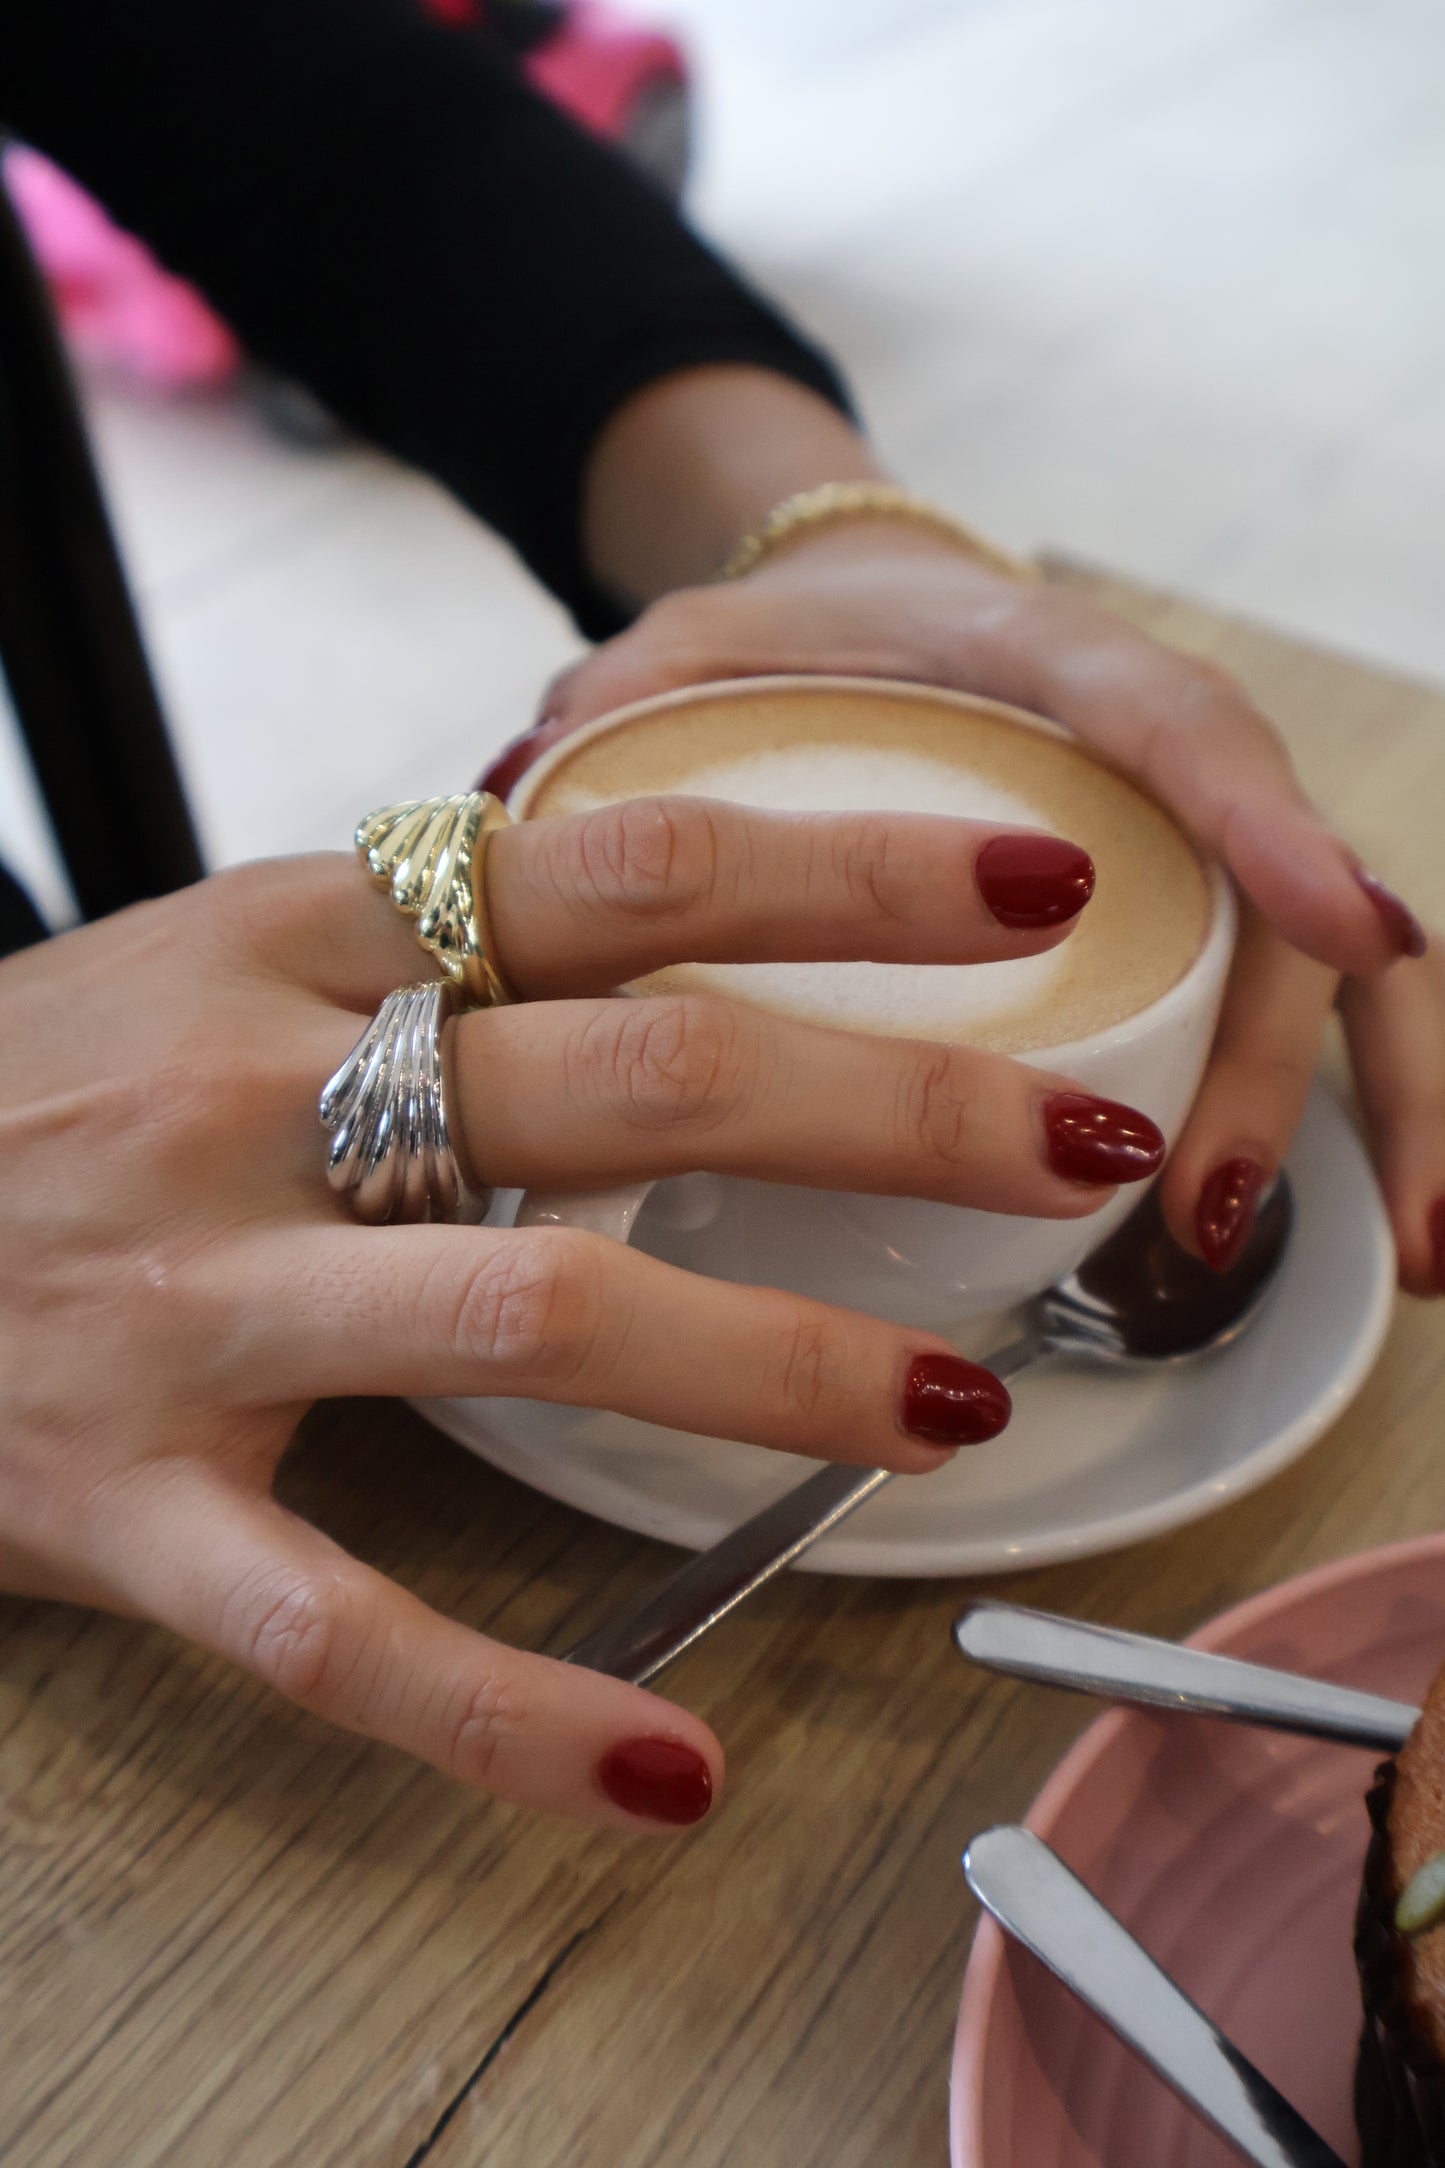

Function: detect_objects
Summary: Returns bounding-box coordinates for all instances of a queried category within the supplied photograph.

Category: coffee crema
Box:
[517,680,1211,1056]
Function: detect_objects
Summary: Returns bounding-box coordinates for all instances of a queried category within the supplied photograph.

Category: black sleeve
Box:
[0,862,45,956]
[1,0,853,637]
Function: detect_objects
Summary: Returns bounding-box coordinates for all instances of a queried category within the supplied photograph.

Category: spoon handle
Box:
[564,1331,1047,1685]
[955,1601,1417,1751]
[963,1827,1347,2168]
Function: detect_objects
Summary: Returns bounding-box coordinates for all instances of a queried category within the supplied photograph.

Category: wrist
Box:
[582,364,886,608]
[720,481,1039,591]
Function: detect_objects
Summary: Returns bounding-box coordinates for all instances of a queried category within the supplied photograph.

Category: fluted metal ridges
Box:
[319,983,465,1224]
[356,795,483,986]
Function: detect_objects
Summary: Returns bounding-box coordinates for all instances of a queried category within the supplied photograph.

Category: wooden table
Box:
[5,567,1445,2168]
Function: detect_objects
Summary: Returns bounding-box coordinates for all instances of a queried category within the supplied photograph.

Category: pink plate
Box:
[951,1533,1445,2166]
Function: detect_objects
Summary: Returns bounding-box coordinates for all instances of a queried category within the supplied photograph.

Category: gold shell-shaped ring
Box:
[356,791,516,1008]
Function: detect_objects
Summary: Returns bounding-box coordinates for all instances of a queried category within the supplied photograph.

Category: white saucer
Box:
[419,1082,1394,1577]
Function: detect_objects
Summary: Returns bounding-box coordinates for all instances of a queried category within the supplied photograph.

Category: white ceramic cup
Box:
[502,676,1235,1336]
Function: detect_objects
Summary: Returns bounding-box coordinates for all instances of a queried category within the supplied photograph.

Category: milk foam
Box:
[565,743,1073,1040]
[521,681,1212,1054]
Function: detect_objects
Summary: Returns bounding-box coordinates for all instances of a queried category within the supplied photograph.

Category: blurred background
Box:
[3,0,1442,924]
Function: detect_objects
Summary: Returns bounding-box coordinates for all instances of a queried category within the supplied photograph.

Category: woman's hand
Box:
[0,806,1161,1825]
[1339,935,1445,1298]
[505,518,1442,1291]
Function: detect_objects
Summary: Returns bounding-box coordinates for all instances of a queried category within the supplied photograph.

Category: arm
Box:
[581,364,886,605]
[1,0,852,635]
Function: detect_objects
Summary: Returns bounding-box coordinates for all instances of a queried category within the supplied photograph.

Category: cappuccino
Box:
[516,679,1210,1057]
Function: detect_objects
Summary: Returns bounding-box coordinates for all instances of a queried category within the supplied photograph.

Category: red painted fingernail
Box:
[901,1353,1012,1446]
[596,1736,713,1825]
[975,834,1095,928]
[1355,867,1427,960]
[1431,1198,1445,1295]
[1043,1091,1166,1185]
[1197,1157,1267,1274]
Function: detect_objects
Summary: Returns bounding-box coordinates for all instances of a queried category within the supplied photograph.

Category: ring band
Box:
[356,791,516,1008]
[319,981,483,1225]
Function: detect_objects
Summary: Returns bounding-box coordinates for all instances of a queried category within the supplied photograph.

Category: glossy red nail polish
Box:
[597,1736,713,1825]
[901,1353,1011,1446]
[1355,867,1428,960]
[1431,1198,1445,1295]
[975,834,1096,928]
[1043,1092,1166,1185]
[1197,1157,1267,1274]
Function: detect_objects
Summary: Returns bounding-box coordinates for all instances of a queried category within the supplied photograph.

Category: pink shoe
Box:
[4,145,240,391]
[437,0,692,197]
[519,1,690,197]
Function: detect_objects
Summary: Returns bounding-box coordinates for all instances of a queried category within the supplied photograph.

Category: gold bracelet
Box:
[718,482,1039,585]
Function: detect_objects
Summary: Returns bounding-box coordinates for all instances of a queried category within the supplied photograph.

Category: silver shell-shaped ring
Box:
[318,982,482,1225]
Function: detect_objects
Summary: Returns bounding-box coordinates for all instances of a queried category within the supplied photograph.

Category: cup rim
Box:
[505,672,1236,1063]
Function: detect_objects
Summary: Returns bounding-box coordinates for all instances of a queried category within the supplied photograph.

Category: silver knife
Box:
[564,1462,893,1685]
[964,1827,1347,2168]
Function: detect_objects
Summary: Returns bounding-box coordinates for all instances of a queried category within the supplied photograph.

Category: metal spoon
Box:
[954,1600,1416,1751]
[564,1177,1293,1686]
[963,1826,1346,2168]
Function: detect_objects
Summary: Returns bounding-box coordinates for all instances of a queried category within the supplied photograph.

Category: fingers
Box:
[495,576,1429,980]
[485,796,1094,998]
[98,1463,722,1829]
[481,713,583,802]
[211,1221,1014,1471]
[523,607,725,737]
[228,798,1095,1020]
[990,593,1418,977]
[1157,901,1338,1268]
[447,993,1154,1215]
[1339,936,1445,1297]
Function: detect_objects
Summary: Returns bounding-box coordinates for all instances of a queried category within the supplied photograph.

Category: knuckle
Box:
[573,796,718,920]
[82,1057,254,1203]
[766,1312,837,1441]
[207,855,352,970]
[240,1567,360,1712]
[1218,1043,1318,1110]
[830,814,909,928]
[1176,654,1242,704]
[131,1045,295,1192]
[1163,655,1277,746]
[145,1047,246,1131]
[448,1228,604,1384]
[442,1670,521,1791]
[112,1056,203,1147]
[896,1045,973,1178]
[574,996,736,1132]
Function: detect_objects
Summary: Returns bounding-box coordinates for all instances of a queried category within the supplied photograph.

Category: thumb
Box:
[538,590,776,740]
[478,622,724,798]
[100,1463,722,1829]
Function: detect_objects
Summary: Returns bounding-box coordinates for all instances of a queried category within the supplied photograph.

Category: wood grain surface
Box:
[4,568,1444,2168]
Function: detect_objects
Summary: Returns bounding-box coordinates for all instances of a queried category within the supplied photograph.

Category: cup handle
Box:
[514,1180,656,1245]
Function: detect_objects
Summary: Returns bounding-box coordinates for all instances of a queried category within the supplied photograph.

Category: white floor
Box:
[5,0,1444,924]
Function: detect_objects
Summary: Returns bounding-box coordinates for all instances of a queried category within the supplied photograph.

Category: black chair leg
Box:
[0,168,204,920]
